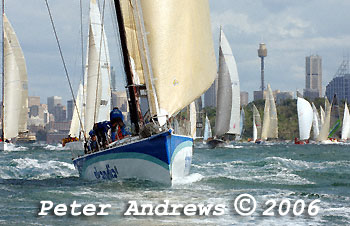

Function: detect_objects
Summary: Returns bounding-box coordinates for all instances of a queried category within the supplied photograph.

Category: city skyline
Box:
[1,0,350,103]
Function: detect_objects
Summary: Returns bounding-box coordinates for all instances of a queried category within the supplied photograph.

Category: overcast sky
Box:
[3,0,350,104]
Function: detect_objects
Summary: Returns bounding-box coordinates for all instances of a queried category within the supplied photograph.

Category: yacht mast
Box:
[113,0,143,133]
[1,0,4,140]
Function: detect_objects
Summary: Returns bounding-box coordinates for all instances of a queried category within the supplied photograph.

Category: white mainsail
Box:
[297,97,313,140]
[311,102,320,139]
[3,14,28,140]
[215,28,240,137]
[69,83,84,138]
[203,115,212,141]
[84,0,111,135]
[317,98,331,141]
[341,103,350,140]
[252,104,261,141]
[261,84,278,140]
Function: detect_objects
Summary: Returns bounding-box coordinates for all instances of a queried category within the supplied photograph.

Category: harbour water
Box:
[0,143,349,225]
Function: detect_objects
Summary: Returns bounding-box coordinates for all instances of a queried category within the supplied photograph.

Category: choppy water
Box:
[0,143,349,225]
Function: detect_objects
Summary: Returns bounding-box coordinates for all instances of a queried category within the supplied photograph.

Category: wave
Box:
[0,157,77,180]
[172,173,204,185]
[2,143,28,152]
[43,144,65,151]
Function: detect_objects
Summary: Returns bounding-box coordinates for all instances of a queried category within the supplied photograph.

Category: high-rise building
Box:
[53,104,66,122]
[204,76,218,108]
[325,58,350,102]
[28,96,40,107]
[240,91,249,106]
[47,96,62,114]
[304,55,322,99]
[67,100,73,121]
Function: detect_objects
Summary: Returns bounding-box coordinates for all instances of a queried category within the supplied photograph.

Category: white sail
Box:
[203,115,212,141]
[261,84,278,140]
[311,102,320,139]
[84,0,111,134]
[3,14,28,139]
[69,83,84,138]
[189,102,197,138]
[215,28,240,136]
[341,103,350,140]
[317,98,331,141]
[297,97,313,140]
[252,104,261,141]
[320,105,325,126]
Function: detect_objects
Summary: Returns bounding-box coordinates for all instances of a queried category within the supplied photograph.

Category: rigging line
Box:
[93,0,107,124]
[79,0,85,136]
[108,0,127,88]
[44,0,86,141]
[1,0,4,140]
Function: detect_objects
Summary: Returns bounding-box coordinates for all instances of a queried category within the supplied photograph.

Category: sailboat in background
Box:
[311,102,320,140]
[320,105,325,126]
[207,28,240,148]
[240,108,245,135]
[295,97,313,144]
[72,0,217,185]
[341,102,350,141]
[64,0,111,150]
[328,94,341,140]
[261,84,278,141]
[203,115,212,142]
[252,103,262,143]
[317,98,332,143]
[0,14,35,150]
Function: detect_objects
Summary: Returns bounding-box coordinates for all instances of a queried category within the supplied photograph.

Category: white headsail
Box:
[341,103,350,140]
[311,102,320,139]
[297,97,313,140]
[215,28,240,137]
[3,14,28,139]
[84,0,111,134]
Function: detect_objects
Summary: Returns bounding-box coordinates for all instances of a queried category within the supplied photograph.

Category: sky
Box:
[3,0,350,104]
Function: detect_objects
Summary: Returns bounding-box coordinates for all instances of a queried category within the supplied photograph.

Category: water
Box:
[0,143,349,225]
